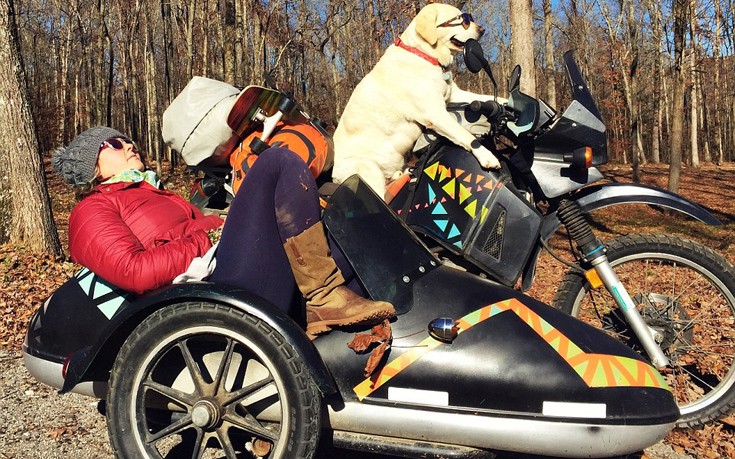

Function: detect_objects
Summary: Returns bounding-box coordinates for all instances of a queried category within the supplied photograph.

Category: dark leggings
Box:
[210,147,347,317]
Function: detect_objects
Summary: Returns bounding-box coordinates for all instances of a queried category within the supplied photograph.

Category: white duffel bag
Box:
[162,77,240,166]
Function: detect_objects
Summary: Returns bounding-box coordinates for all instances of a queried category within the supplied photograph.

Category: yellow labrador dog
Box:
[332,3,500,199]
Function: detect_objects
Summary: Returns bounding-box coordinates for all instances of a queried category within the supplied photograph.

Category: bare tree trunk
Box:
[56,13,72,145]
[223,0,236,84]
[509,0,536,96]
[625,0,641,180]
[689,8,699,168]
[186,0,197,80]
[144,12,161,176]
[0,0,62,254]
[542,0,556,106]
[669,0,688,193]
[713,0,724,164]
[234,0,244,84]
[651,4,663,163]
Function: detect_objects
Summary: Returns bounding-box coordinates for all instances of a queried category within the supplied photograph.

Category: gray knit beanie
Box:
[52,126,126,186]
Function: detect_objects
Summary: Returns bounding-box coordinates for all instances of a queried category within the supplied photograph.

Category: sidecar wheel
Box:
[106,302,321,458]
[553,233,735,428]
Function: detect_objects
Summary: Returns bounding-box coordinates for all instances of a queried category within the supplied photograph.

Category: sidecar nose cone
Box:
[429,318,459,342]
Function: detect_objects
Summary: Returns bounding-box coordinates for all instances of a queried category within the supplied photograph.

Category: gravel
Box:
[0,350,112,459]
[0,349,693,459]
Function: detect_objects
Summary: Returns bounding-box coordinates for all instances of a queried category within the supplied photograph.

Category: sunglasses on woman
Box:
[100,137,139,153]
[437,13,474,30]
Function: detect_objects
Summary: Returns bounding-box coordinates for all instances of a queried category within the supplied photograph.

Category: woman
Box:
[52,126,394,338]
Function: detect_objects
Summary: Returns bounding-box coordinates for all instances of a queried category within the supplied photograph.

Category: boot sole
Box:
[306,307,395,339]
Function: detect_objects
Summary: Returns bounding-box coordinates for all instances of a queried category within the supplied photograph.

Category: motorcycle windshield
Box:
[323,176,439,314]
[533,52,607,165]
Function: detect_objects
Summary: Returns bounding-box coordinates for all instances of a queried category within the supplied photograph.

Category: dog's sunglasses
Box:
[437,13,474,30]
[100,137,138,153]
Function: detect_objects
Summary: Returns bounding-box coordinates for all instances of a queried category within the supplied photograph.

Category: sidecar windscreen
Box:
[323,176,438,314]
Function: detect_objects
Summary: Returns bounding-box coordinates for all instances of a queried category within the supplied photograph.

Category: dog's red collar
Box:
[394,38,440,67]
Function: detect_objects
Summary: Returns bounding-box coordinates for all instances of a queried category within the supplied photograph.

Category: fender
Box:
[60,282,337,396]
[539,182,721,241]
[519,182,721,291]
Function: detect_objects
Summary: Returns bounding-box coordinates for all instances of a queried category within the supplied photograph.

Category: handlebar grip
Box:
[469,100,503,120]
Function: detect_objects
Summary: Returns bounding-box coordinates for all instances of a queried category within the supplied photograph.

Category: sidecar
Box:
[23,176,679,459]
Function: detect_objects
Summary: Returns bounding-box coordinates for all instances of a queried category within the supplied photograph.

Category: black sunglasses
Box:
[437,13,474,30]
[100,137,138,153]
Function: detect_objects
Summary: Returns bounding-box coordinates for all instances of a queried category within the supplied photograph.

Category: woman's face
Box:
[96,137,145,180]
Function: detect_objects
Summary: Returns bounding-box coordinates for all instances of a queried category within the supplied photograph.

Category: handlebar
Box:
[469,100,504,122]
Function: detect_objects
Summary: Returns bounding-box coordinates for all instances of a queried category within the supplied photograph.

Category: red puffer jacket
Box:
[68,181,223,294]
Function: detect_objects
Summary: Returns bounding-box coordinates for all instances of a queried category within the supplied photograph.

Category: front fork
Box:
[557,200,670,369]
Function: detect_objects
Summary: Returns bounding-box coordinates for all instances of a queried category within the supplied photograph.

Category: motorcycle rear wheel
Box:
[106,301,321,458]
[553,233,735,428]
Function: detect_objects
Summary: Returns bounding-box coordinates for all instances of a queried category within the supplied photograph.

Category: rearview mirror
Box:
[464,39,486,74]
[509,65,521,93]
[463,39,497,99]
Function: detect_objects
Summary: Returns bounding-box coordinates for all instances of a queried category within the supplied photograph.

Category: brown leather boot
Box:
[284,222,396,339]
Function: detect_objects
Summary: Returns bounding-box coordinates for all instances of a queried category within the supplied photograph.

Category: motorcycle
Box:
[385,40,735,429]
[24,172,679,458]
[190,40,735,429]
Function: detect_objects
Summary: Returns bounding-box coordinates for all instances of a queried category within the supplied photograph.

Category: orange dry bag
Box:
[229,120,333,195]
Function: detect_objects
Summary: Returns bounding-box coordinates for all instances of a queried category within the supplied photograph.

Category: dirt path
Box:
[1,348,693,459]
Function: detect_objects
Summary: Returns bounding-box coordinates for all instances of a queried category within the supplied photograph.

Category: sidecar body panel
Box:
[23,274,336,396]
[312,265,678,456]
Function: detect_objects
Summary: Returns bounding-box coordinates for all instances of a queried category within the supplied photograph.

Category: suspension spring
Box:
[557,200,603,260]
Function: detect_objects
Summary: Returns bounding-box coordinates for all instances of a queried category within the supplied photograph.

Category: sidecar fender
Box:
[540,182,721,240]
[60,282,337,396]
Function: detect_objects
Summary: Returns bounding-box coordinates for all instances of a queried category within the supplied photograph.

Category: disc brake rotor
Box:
[633,292,694,359]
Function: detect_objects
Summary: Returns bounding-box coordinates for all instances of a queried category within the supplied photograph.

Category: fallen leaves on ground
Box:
[1,161,734,458]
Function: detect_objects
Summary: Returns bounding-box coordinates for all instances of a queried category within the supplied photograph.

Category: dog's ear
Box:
[415,7,439,46]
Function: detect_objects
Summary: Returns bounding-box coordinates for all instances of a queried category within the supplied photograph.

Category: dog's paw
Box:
[471,145,501,169]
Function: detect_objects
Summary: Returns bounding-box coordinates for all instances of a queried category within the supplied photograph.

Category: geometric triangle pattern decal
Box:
[75,267,131,320]
[405,161,499,249]
[353,298,669,400]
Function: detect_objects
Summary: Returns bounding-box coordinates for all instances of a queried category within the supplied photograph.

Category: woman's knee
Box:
[257,147,310,174]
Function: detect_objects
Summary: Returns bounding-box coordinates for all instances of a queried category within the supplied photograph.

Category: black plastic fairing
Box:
[324,175,439,314]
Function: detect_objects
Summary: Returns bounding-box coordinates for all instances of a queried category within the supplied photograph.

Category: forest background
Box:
[0,0,732,245]
[0,0,733,245]
[0,0,733,456]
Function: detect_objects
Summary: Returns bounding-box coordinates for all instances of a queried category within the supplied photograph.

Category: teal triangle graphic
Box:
[98,296,126,320]
[453,240,463,248]
[93,280,114,300]
[434,219,448,232]
[78,271,94,296]
[432,201,447,215]
[428,183,436,203]
[448,224,461,239]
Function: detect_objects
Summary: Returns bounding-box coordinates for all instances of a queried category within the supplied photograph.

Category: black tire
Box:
[106,302,321,458]
[553,233,735,428]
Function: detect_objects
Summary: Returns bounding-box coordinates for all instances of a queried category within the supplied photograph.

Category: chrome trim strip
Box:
[326,401,674,458]
[23,352,107,398]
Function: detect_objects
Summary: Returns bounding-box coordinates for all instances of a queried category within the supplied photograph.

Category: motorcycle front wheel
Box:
[106,301,321,458]
[553,233,735,428]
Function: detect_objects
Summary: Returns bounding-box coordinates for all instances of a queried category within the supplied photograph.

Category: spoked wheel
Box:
[107,302,321,458]
[553,233,735,428]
